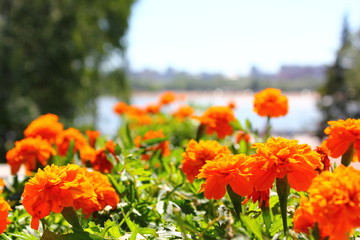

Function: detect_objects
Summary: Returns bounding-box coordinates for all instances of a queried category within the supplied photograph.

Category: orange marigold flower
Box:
[293,198,316,235]
[56,128,88,156]
[235,130,251,144]
[253,88,288,117]
[126,105,146,116]
[105,140,116,156]
[86,130,100,148]
[248,137,322,192]
[324,118,360,161]
[116,104,152,126]
[128,113,153,126]
[146,104,161,114]
[22,164,96,230]
[314,140,331,172]
[159,91,176,105]
[294,165,360,240]
[76,170,120,217]
[228,100,236,109]
[6,137,56,175]
[113,101,129,115]
[173,105,194,121]
[88,140,116,173]
[24,113,64,144]
[91,151,113,173]
[0,178,4,194]
[79,145,97,164]
[194,106,235,139]
[181,139,231,183]
[197,154,253,200]
[0,197,11,234]
[134,130,170,160]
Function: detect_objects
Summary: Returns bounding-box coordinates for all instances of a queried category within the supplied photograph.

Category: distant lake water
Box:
[96,90,321,137]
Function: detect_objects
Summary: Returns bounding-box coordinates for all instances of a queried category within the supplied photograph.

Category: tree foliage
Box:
[317,16,360,138]
[0,0,135,158]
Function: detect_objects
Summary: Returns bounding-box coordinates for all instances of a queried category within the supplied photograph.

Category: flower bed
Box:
[1,89,360,240]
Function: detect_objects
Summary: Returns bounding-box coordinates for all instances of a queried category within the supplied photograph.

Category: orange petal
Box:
[203,176,227,200]
[229,174,253,197]
[251,169,276,191]
[31,217,40,230]
[326,138,351,158]
[288,165,317,192]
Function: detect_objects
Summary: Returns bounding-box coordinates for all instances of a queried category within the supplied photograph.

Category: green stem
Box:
[341,143,354,167]
[61,206,83,231]
[196,124,206,141]
[40,218,49,230]
[311,222,321,240]
[264,116,271,140]
[261,204,271,236]
[226,185,243,218]
[276,176,290,236]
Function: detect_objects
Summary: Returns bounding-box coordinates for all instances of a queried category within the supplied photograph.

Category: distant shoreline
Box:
[132,89,320,98]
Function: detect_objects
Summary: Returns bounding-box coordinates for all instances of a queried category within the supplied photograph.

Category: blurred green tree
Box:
[0,0,135,158]
[317,16,360,139]
[345,29,360,106]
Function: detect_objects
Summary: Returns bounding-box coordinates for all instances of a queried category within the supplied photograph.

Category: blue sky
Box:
[126,0,360,76]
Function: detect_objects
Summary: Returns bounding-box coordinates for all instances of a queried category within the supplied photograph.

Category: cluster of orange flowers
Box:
[191,88,289,139]
[4,88,360,238]
[324,118,360,161]
[182,137,323,203]
[181,140,231,183]
[22,164,119,229]
[178,89,360,238]
[134,130,170,160]
[113,91,195,126]
[0,197,11,234]
[6,114,118,175]
[2,113,125,233]
[293,165,360,240]
[6,114,62,174]
[193,106,236,139]
[249,137,322,192]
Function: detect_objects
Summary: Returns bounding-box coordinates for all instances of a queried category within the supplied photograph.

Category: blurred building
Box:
[277,65,326,81]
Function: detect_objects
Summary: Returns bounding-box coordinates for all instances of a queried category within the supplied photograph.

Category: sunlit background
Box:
[127,0,360,75]
[1,0,360,160]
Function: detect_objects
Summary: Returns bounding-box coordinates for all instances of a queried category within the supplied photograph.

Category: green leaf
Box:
[172,199,195,215]
[138,227,158,237]
[125,123,134,148]
[107,174,126,195]
[0,234,12,240]
[115,161,125,172]
[106,223,123,238]
[240,214,263,240]
[269,214,283,235]
[230,119,243,130]
[245,118,252,131]
[129,230,139,240]
[114,143,122,155]
[8,233,38,240]
[142,137,167,146]
[87,221,101,234]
